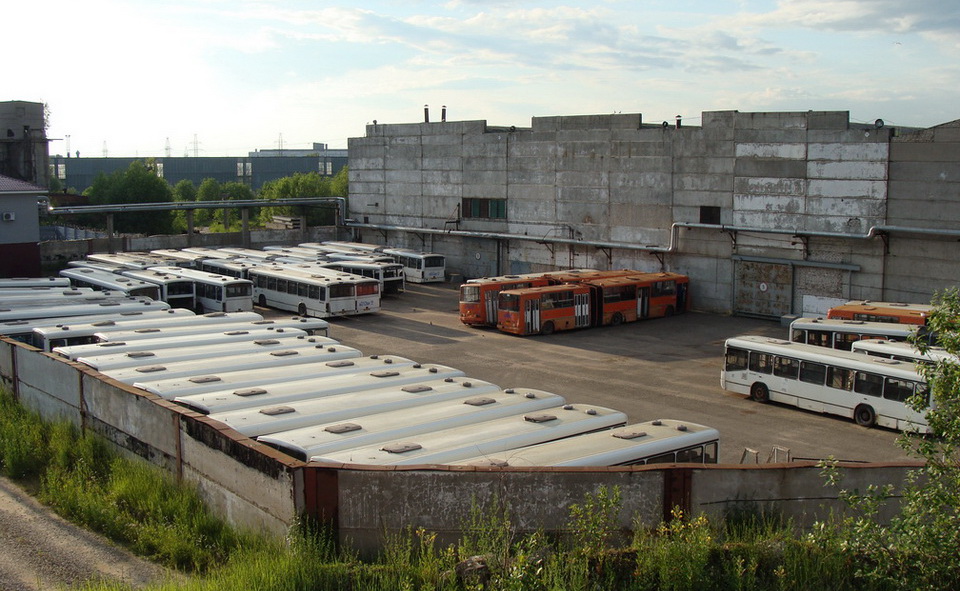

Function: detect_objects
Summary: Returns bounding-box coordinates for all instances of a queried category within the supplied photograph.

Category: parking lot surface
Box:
[270,282,916,465]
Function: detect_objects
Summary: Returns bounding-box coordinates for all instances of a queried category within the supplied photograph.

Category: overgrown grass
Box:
[0,387,891,590]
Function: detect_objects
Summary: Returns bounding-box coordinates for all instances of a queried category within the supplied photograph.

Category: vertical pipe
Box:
[424,105,430,123]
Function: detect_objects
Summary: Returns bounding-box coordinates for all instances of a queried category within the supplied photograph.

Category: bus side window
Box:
[773,357,800,379]
[807,330,830,347]
[646,452,677,464]
[826,367,854,390]
[835,333,860,351]
[703,442,718,463]
[676,447,703,463]
[748,352,774,374]
[883,377,915,403]
[854,371,883,397]
[725,348,748,371]
[799,361,826,385]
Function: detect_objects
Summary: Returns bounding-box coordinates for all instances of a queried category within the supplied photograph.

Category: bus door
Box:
[575,292,590,328]
[676,282,688,313]
[524,298,541,335]
[637,287,650,319]
[483,289,499,325]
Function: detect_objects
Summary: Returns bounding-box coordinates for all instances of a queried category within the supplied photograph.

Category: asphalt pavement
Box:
[266,282,915,465]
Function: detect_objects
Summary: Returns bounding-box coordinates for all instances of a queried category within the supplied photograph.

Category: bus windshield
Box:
[460,285,480,303]
[499,293,520,311]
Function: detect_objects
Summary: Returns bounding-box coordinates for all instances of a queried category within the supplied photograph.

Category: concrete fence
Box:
[0,337,921,553]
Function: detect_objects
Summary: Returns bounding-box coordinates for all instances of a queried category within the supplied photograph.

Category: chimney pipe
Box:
[675,115,682,129]
[441,105,447,122]
[424,104,430,123]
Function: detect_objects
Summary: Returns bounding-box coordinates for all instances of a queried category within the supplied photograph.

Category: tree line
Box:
[53,159,348,235]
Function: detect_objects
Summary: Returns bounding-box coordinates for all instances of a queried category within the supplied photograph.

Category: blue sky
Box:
[8,0,959,157]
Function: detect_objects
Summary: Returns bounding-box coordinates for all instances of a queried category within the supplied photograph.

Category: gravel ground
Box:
[0,477,178,591]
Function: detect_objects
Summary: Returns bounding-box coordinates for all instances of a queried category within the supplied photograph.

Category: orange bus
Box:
[458,273,555,326]
[826,300,931,326]
[496,272,690,336]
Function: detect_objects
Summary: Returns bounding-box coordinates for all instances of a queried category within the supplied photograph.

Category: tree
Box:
[257,171,341,226]
[171,179,198,233]
[818,288,960,589]
[82,160,174,235]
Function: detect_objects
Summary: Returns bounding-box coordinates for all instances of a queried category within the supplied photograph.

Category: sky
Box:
[7,0,960,158]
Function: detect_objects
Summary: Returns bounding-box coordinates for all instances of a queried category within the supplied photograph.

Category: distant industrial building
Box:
[346,109,960,317]
[51,143,347,194]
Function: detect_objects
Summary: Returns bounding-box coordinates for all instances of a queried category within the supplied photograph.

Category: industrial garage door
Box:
[734,260,793,318]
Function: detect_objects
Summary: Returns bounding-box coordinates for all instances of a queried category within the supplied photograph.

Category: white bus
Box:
[0,308,191,347]
[253,386,565,460]
[123,354,394,400]
[381,248,445,283]
[30,308,197,352]
[247,266,380,318]
[118,268,197,310]
[316,241,386,253]
[0,299,170,323]
[319,260,405,295]
[86,252,177,270]
[164,359,454,405]
[452,419,719,467]
[214,376,502,439]
[850,339,959,366]
[180,247,234,260]
[310,403,627,466]
[0,288,100,304]
[788,317,924,351]
[198,258,260,280]
[722,335,931,432]
[216,247,277,260]
[149,249,206,267]
[53,326,309,360]
[0,277,71,289]
[144,266,254,313]
[76,334,337,372]
[100,344,361,385]
[87,315,314,343]
[262,246,325,261]
[59,267,162,300]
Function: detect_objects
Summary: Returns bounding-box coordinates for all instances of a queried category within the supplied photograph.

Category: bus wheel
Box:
[540,321,555,335]
[750,383,769,403]
[611,312,624,326]
[258,294,267,307]
[298,303,307,316]
[854,404,876,428]
[664,305,675,317]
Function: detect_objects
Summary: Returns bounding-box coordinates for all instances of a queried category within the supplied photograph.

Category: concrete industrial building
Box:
[0,101,49,188]
[346,110,960,317]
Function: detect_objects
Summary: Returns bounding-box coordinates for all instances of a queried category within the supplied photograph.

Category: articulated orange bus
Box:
[826,300,931,326]
[496,272,690,336]
[458,273,555,327]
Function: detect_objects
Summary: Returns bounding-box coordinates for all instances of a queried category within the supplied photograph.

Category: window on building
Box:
[700,206,721,225]
[463,198,507,220]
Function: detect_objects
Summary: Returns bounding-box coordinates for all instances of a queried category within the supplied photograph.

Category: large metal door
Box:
[524,299,541,335]
[734,261,793,318]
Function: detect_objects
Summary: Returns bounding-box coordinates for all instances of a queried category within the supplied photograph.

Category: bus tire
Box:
[854,404,876,428]
[611,312,624,326]
[298,303,307,316]
[540,321,555,335]
[664,305,675,317]
[258,294,267,308]
[750,383,769,403]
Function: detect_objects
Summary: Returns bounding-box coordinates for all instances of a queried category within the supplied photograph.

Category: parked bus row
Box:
[2,284,720,468]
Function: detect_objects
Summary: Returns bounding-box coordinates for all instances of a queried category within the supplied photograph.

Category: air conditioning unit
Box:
[1,212,15,221]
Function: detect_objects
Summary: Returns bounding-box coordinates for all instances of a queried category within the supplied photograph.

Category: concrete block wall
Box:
[349,109,959,314]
